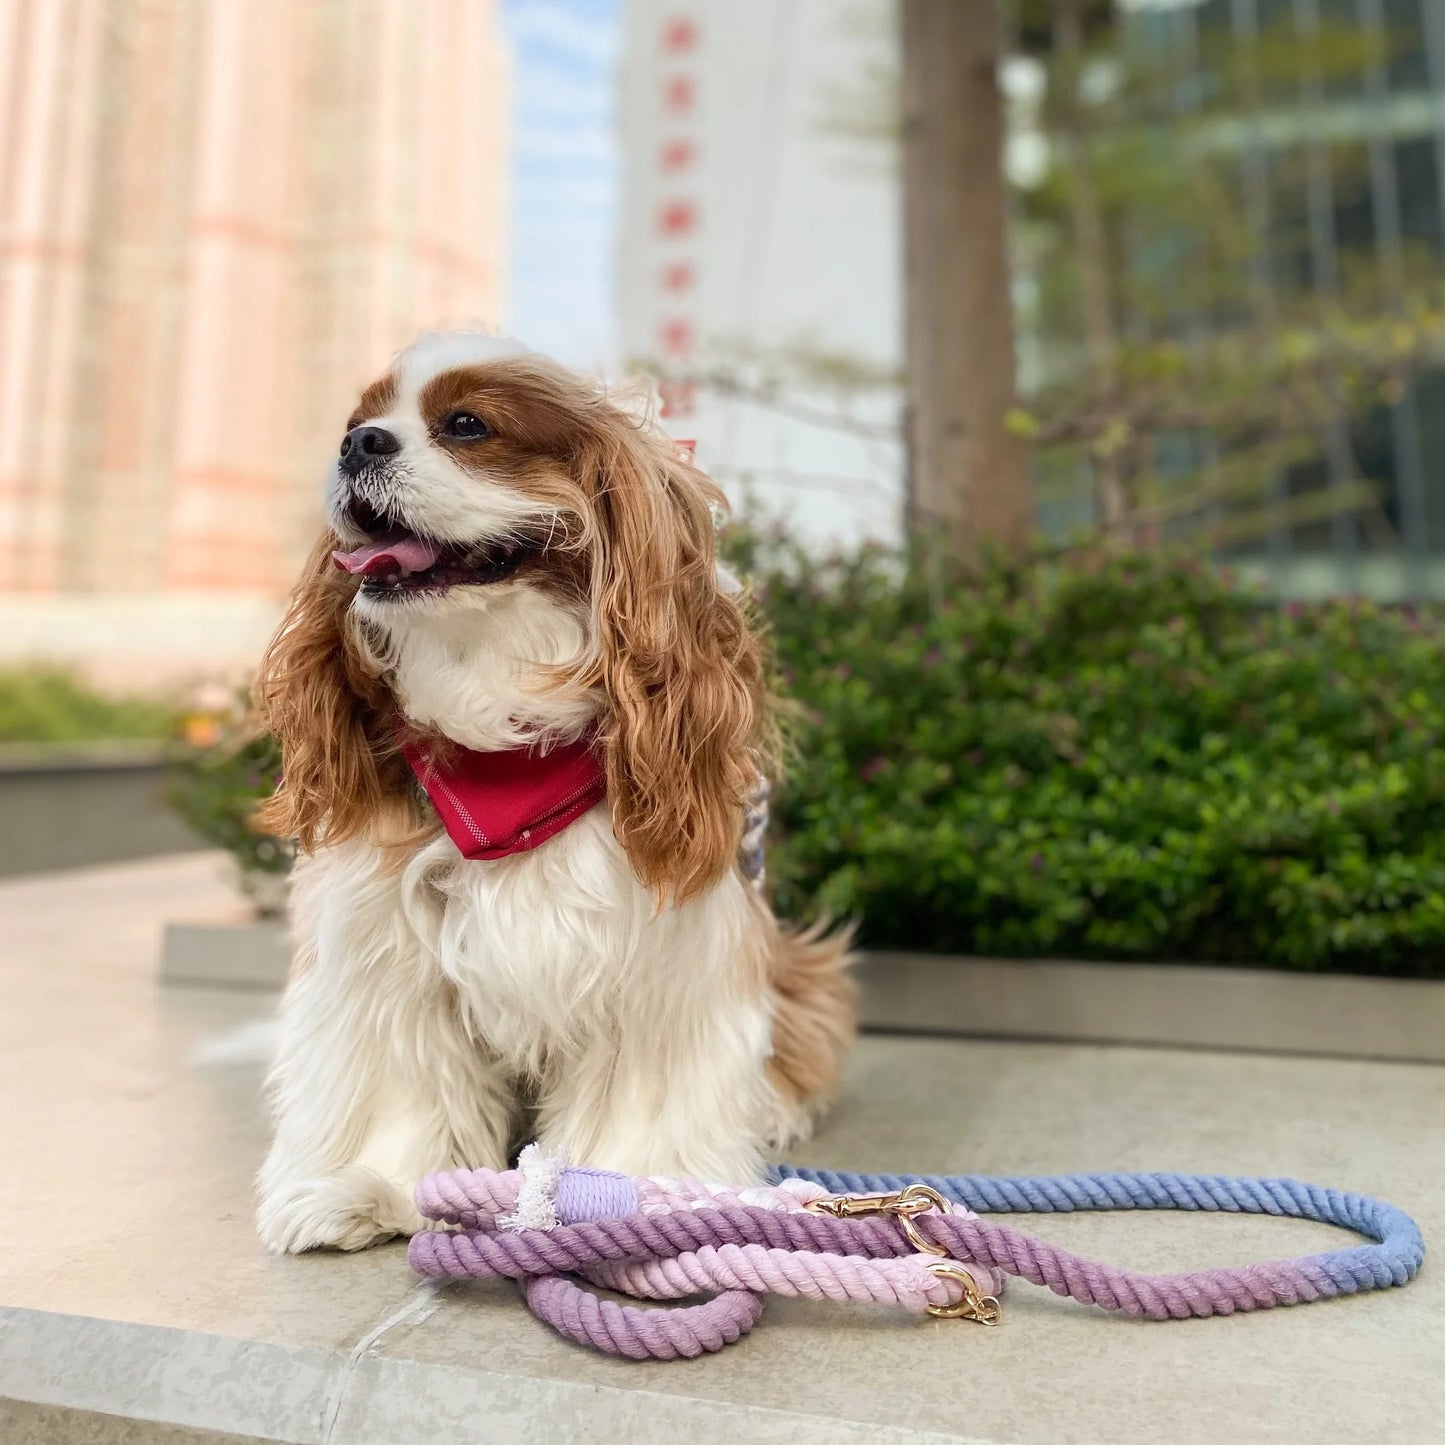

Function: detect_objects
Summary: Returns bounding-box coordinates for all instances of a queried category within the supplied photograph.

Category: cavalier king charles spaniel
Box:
[253,334,854,1253]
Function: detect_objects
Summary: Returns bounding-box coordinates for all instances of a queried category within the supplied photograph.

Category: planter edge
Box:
[156,927,1445,1063]
[857,951,1445,1064]
[161,921,290,990]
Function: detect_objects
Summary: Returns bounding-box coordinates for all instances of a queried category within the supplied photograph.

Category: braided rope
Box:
[410,1199,987,1352]
[582,1242,981,1308]
[415,1166,522,1229]
[412,1162,819,1230]
[410,1201,933,1279]
[416,1166,828,1232]
[771,1168,1424,1301]
[525,1275,765,1360]
[634,1175,830,1213]
[412,1162,1424,1358]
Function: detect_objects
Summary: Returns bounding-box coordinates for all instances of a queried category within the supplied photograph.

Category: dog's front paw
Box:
[257,1167,423,1254]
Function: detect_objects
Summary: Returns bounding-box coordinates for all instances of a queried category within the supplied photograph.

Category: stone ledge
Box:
[156,920,1445,1063]
[0,740,171,772]
[0,754,203,877]
[161,921,290,990]
[860,952,1445,1064]
[0,1305,972,1445]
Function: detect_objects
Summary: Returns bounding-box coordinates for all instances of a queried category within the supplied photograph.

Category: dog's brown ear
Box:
[253,534,410,851]
[577,415,768,903]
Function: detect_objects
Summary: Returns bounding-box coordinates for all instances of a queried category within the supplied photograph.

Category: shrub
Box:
[166,696,290,916]
[733,530,1445,977]
[0,666,177,743]
[172,534,1445,974]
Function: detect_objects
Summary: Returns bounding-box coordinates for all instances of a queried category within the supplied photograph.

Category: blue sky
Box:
[501,0,621,367]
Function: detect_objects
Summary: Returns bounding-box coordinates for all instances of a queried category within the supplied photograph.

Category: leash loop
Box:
[410,1156,1425,1359]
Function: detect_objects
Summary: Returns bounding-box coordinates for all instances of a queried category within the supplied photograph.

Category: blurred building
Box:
[0,0,508,681]
[1122,0,1445,600]
[617,0,905,546]
[620,0,1445,598]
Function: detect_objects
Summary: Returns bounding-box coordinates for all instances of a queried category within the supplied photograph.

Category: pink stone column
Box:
[166,0,303,594]
[0,0,508,637]
[0,0,106,593]
[77,0,206,592]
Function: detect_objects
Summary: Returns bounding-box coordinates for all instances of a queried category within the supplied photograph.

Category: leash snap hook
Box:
[926,1261,1003,1325]
[806,1181,953,1255]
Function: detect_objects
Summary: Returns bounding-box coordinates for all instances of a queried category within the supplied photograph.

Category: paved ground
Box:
[1,853,1441,1443]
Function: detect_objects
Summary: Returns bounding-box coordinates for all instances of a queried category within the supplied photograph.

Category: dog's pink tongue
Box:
[331,532,441,577]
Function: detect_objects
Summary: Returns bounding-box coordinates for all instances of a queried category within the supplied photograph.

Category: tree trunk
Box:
[901,0,1032,552]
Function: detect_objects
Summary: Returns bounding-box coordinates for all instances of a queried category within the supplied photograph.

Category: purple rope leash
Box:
[524,1276,764,1360]
[409,1150,1424,1359]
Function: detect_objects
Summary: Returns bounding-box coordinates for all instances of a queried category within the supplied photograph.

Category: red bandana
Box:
[403,732,607,861]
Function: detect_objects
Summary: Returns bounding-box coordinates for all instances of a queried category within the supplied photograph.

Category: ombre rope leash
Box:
[408,1148,1424,1360]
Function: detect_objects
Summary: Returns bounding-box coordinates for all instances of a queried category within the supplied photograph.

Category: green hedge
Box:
[0,666,177,743]
[167,725,290,898]
[731,531,1445,977]
[165,536,1445,975]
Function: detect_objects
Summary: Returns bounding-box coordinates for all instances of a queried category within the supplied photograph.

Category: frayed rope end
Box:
[500,1144,569,1232]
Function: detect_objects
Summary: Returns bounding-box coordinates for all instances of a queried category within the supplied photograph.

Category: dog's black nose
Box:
[339,425,400,475]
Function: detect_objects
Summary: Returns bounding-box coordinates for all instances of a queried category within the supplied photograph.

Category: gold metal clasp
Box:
[925,1262,1003,1325]
[806,1182,951,1253]
[807,1183,1004,1325]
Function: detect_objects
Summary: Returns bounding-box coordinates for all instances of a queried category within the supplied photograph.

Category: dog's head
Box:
[256,334,765,902]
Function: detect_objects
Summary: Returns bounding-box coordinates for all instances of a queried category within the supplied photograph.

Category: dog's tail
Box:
[767,918,858,1122]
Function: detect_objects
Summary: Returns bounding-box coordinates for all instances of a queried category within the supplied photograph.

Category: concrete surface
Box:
[1,853,1441,1443]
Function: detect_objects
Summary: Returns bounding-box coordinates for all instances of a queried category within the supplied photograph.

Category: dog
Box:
[253,334,854,1253]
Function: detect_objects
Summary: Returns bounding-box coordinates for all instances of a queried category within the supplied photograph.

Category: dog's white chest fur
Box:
[392,809,762,1075]
[260,807,780,1254]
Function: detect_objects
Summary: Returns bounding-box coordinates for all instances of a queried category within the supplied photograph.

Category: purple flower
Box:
[1029,852,1044,874]
[860,755,888,783]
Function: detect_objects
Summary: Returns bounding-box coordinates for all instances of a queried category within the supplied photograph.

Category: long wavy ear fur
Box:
[579,414,769,903]
[253,534,413,851]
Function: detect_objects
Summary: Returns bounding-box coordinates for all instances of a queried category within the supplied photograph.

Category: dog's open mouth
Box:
[332,528,535,596]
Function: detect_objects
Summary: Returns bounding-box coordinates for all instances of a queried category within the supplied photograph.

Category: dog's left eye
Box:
[443,411,489,440]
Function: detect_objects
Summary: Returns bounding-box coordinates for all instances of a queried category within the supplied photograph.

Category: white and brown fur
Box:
[253,334,854,1253]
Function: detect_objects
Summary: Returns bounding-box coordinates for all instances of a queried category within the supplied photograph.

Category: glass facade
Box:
[1131,0,1445,598]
